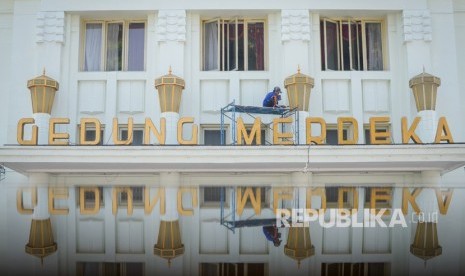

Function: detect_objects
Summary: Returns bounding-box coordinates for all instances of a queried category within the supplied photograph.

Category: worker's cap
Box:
[273,86,282,93]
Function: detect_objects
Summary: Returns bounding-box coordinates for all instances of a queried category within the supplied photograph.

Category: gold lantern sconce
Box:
[25,218,58,265]
[284,67,314,111]
[409,71,441,112]
[154,68,185,113]
[284,226,315,268]
[154,220,185,267]
[410,222,442,263]
[27,69,59,114]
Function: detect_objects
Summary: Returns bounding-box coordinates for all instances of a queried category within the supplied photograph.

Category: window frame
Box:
[80,19,147,72]
[201,17,267,71]
[119,126,145,146]
[320,17,387,71]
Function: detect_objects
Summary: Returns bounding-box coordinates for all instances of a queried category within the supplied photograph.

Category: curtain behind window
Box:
[247,23,264,71]
[128,23,145,71]
[366,23,383,70]
[106,23,123,71]
[204,22,218,71]
[84,24,102,71]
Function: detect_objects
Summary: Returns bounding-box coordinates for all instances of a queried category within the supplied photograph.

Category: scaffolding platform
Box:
[220,100,299,145]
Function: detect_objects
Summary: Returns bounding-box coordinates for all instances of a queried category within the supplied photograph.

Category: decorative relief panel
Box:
[117,80,145,114]
[200,80,229,112]
[281,10,310,42]
[322,79,351,113]
[402,10,432,42]
[156,10,186,42]
[240,80,269,107]
[77,219,105,253]
[36,11,65,43]
[362,80,390,113]
[116,219,144,253]
[78,81,106,115]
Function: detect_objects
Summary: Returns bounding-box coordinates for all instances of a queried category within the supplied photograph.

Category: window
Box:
[82,21,145,71]
[119,186,144,206]
[326,128,348,145]
[79,127,104,145]
[201,187,231,208]
[364,187,392,208]
[204,129,226,145]
[120,129,144,145]
[203,18,265,71]
[320,19,385,71]
[364,124,390,145]
[200,263,267,276]
[321,262,389,276]
[77,262,144,276]
[78,187,104,208]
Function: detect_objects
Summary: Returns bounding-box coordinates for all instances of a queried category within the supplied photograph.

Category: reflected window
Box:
[77,262,144,276]
[321,262,389,276]
[120,129,144,145]
[200,263,266,276]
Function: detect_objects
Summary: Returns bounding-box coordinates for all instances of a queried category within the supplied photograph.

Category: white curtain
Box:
[106,23,122,71]
[204,21,218,71]
[128,23,145,71]
[84,24,102,71]
[366,23,383,70]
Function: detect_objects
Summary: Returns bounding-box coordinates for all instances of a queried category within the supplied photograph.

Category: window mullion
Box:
[323,20,328,71]
[244,20,248,71]
[234,17,238,71]
[101,22,106,71]
[227,21,230,71]
[361,20,368,71]
[217,19,221,71]
[348,20,353,71]
[338,20,343,71]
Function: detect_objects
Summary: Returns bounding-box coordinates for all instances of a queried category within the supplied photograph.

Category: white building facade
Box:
[1,0,465,275]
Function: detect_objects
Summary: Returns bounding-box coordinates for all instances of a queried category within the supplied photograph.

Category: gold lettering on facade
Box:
[177,117,198,145]
[401,117,422,144]
[144,118,166,145]
[435,117,454,143]
[48,118,70,145]
[17,118,38,145]
[273,117,293,145]
[237,117,262,145]
[306,117,326,144]
[337,117,358,144]
[113,117,133,145]
[80,118,101,145]
[369,117,391,144]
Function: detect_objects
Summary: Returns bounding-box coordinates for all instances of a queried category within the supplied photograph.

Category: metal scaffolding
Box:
[220,100,299,145]
[220,187,289,233]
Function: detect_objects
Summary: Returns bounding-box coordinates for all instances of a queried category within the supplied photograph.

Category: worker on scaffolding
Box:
[263,225,282,247]
[262,86,284,108]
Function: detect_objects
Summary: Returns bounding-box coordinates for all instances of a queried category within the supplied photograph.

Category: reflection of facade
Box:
[1,1,465,276]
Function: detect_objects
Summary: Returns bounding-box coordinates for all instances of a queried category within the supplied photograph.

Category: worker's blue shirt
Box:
[263,226,276,241]
[263,92,281,107]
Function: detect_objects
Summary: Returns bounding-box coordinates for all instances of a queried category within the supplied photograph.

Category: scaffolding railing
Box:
[220,100,299,145]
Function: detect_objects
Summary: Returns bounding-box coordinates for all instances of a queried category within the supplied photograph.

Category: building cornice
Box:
[1,144,465,175]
